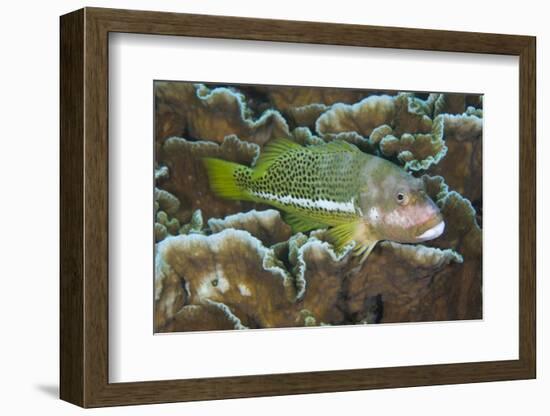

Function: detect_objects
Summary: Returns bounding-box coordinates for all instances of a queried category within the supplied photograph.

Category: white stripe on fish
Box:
[252,191,356,214]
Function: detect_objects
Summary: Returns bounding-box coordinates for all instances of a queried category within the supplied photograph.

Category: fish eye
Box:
[396,192,408,205]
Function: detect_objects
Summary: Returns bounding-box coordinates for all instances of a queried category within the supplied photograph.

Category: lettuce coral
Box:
[378,115,447,171]
[158,135,263,220]
[315,93,448,171]
[155,82,290,146]
[316,95,395,139]
[154,199,469,331]
[430,113,483,207]
[154,82,483,331]
[155,230,298,330]
[256,84,370,113]
[344,241,463,323]
[161,303,244,332]
[208,209,291,246]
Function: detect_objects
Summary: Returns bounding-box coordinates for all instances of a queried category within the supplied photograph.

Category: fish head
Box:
[358,160,445,244]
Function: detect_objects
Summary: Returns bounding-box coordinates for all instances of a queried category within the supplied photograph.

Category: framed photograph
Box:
[60,7,536,407]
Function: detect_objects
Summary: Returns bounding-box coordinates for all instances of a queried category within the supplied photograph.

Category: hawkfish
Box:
[203,139,445,261]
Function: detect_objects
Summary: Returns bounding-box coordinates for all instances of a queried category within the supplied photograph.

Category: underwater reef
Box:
[154,81,483,332]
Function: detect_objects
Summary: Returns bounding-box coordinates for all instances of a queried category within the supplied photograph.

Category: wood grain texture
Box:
[83,10,110,406]
[518,37,536,376]
[59,8,84,406]
[59,7,537,408]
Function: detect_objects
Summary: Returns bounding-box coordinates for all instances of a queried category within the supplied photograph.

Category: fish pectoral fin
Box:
[326,222,360,252]
[252,139,302,179]
[283,212,327,233]
[327,222,378,261]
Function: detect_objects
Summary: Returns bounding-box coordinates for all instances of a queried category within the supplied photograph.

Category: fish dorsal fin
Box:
[253,139,302,178]
[283,212,328,233]
[312,140,359,154]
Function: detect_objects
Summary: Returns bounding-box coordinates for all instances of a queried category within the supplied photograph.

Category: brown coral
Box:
[158,135,263,221]
[291,238,351,324]
[378,115,446,171]
[155,82,290,146]
[161,303,245,333]
[155,230,298,330]
[258,84,372,113]
[316,95,396,139]
[153,82,483,332]
[430,114,483,207]
[208,209,292,246]
[344,241,463,323]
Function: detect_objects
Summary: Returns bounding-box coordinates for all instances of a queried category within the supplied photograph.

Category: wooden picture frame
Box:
[60,7,536,408]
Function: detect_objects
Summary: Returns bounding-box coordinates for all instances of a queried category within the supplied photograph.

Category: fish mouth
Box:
[415,221,445,242]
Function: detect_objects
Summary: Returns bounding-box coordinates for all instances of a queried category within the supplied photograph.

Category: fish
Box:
[203,139,445,261]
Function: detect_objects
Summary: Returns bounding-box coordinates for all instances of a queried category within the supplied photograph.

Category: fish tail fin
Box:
[203,158,252,201]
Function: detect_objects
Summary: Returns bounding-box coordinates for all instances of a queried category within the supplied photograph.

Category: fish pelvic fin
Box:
[353,240,378,263]
[283,211,328,233]
[252,138,302,179]
[202,157,252,201]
